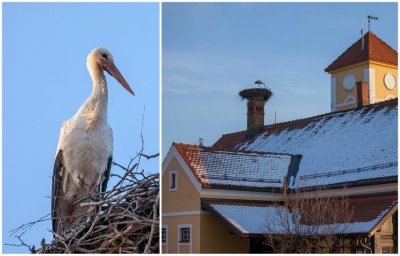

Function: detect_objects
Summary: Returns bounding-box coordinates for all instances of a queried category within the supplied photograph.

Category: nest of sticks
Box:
[17,153,160,254]
[239,87,273,102]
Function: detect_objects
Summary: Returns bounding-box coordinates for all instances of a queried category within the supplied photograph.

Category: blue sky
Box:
[162,2,397,155]
[2,3,159,253]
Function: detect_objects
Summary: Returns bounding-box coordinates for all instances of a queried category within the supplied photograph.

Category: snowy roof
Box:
[213,99,398,188]
[174,143,297,190]
[203,194,397,237]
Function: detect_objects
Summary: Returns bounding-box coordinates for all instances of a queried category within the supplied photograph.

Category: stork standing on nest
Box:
[52,48,135,235]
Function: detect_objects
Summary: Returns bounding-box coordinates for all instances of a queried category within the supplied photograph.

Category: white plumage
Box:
[52,48,134,235]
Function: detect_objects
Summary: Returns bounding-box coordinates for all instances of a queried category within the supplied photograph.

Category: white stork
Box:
[52,48,134,235]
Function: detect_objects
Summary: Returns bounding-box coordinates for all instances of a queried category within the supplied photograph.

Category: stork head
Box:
[87,48,135,96]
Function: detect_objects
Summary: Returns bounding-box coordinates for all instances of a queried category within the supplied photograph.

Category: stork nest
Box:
[239,87,273,102]
[31,157,159,254]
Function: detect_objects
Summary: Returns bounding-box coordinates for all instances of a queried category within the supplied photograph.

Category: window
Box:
[177,224,192,253]
[381,246,393,254]
[162,225,168,253]
[179,227,190,242]
[162,228,167,243]
[170,173,176,188]
[169,170,177,191]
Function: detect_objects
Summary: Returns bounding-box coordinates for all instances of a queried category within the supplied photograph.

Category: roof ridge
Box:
[208,148,300,157]
[174,142,300,157]
[219,130,247,138]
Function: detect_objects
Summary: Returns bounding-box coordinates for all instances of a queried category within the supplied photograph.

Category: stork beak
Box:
[104,63,135,96]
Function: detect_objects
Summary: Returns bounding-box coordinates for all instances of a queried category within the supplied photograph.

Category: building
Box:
[162,32,398,253]
[325,32,397,112]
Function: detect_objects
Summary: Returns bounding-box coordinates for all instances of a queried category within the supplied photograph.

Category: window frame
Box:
[169,170,178,192]
[161,224,168,253]
[162,226,167,243]
[177,224,192,253]
[179,227,190,243]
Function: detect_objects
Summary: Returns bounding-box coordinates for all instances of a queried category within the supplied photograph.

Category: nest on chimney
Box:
[239,88,273,102]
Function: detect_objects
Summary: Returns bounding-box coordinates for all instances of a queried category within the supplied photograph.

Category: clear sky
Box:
[162,2,397,155]
[3,3,159,253]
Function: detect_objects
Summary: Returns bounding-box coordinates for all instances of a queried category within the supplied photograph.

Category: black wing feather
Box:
[51,150,64,234]
[102,155,112,193]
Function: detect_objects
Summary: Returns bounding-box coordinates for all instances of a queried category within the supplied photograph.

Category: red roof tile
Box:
[173,143,296,190]
[325,32,398,72]
[350,194,397,223]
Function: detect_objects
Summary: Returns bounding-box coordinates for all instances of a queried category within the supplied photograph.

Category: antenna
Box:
[361,19,365,51]
[367,15,378,31]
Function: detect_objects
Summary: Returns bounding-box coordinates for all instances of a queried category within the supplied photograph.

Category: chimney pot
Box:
[239,87,272,138]
[356,81,369,108]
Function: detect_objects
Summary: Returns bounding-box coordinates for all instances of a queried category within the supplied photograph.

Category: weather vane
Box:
[367,15,378,31]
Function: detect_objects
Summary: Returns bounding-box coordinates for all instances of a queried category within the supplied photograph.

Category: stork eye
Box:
[101,53,108,60]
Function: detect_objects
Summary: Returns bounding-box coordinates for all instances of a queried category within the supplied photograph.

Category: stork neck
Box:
[79,65,109,125]
[90,67,108,99]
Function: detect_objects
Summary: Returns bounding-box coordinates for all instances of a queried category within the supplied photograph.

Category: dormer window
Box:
[169,170,177,192]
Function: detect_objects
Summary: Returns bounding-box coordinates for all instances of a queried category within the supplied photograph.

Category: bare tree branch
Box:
[264,187,354,253]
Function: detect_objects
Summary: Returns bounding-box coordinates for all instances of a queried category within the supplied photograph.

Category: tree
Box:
[264,187,354,253]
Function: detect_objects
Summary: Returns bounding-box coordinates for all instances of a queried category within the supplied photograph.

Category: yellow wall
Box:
[200,214,249,253]
[370,62,398,101]
[330,61,398,111]
[331,62,367,111]
[162,215,201,253]
[162,156,201,212]
[162,154,202,253]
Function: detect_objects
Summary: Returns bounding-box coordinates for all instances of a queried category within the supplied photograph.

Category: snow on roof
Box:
[237,102,398,188]
[207,196,397,236]
[174,144,294,189]
[210,203,283,235]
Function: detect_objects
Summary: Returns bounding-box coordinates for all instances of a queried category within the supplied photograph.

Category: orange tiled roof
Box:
[173,143,297,191]
[325,32,398,72]
[350,194,397,223]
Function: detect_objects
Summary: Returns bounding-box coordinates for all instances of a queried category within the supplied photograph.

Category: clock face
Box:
[343,73,356,91]
[384,73,396,90]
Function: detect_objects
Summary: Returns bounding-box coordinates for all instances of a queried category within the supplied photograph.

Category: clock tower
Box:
[325,32,398,112]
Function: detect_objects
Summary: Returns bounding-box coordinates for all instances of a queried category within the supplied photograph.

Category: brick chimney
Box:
[356,81,369,108]
[239,87,272,138]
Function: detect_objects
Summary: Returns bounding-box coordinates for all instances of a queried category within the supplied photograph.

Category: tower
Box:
[325,32,398,112]
[239,86,272,138]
